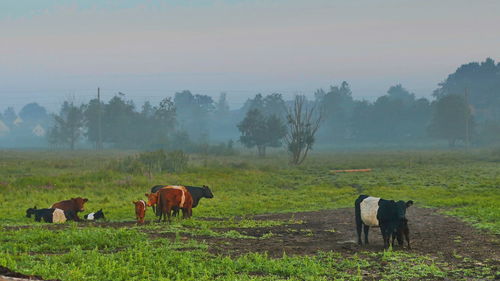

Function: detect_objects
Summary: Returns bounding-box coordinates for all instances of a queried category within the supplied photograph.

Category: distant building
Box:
[14,117,23,126]
[0,120,10,136]
[32,124,46,137]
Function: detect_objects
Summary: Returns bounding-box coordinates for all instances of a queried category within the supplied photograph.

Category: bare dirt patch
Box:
[151,207,499,267]
[0,266,60,281]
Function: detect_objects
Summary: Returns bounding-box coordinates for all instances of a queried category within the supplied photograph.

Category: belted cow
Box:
[145,188,193,223]
[51,197,88,221]
[150,185,213,216]
[355,195,413,249]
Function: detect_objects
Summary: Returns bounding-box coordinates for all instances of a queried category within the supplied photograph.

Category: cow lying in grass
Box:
[150,185,213,216]
[145,188,193,223]
[355,195,413,249]
[51,197,88,221]
[26,207,77,223]
[84,209,105,221]
[133,200,147,224]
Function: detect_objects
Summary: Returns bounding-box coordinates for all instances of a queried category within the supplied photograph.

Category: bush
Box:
[110,149,188,174]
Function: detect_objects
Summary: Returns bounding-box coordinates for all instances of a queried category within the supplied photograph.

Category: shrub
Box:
[110,149,188,174]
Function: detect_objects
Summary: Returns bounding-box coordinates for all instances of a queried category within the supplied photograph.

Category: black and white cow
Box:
[84,209,105,220]
[150,185,214,216]
[26,207,77,223]
[355,195,413,249]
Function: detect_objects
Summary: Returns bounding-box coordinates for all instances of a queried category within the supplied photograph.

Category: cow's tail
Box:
[52,208,67,224]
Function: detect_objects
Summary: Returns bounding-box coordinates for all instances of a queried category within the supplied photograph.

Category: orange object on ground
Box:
[331,169,372,173]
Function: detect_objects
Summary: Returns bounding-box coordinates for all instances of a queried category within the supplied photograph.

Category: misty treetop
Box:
[1,57,500,149]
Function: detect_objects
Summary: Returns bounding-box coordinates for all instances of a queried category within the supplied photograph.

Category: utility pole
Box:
[97,87,102,150]
[464,87,470,149]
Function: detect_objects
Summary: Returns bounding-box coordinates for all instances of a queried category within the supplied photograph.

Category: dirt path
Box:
[155,207,500,265]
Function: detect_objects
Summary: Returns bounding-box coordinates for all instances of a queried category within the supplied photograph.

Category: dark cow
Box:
[145,188,193,223]
[84,209,105,221]
[392,218,411,249]
[355,195,413,249]
[26,207,77,223]
[51,197,88,221]
[150,185,214,216]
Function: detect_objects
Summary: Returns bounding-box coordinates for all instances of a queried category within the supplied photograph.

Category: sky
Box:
[1,0,499,112]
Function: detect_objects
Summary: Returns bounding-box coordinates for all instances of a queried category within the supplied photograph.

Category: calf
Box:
[150,185,214,216]
[51,197,88,221]
[133,200,147,224]
[26,207,77,223]
[145,188,193,223]
[355,195,413,249]
[84,209,105,221]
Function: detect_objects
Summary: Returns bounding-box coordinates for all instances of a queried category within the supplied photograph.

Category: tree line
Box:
[2,58,500,152]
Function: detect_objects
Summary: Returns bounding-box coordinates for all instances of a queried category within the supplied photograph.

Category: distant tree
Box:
[153,97,176,135]
[3,107,17,126]
[214,92,230,118]
[428,94,475,147]
[285,95,322,165]
[102,94,137,146]
[19,103,48,123]
[49,101,85,150]
[350,100,373,141]
[242,93,265,113]
[262,93,287,118]
[237,109,287,157]
[387,84,415,105]
[83,98,104,148]
[174,90,214,140]
[141,101,154,118]
[433,58,500,121]
[318,81,354,141]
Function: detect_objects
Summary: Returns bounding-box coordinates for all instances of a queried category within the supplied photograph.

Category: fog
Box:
[1,1,500,151]
[1,58,500,151]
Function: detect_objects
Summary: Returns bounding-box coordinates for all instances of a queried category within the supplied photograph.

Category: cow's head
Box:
[94,209,105,220]
[26,206,37,218]
[144,193,158,207]
[395,200,413,220]
[202,185,214,198]
[72,197,88,212]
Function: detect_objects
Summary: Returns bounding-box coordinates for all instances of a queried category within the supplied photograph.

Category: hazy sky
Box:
[1,0,499,111]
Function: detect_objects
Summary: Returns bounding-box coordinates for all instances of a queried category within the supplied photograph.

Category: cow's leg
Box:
[363,225,370,244]
[397,229,404,246]
[35,214,42,222]
[355,200,363,245]
[381,227,390,249]
[356,220,363,245]
[166,206,172,223]
[404,225,411,249]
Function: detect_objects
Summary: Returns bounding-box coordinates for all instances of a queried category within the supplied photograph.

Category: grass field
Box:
[0,149,499,280]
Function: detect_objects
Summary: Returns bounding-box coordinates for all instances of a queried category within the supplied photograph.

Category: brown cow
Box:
[133,200,147,224]
[145,188,192,223]
[51,197,88,221]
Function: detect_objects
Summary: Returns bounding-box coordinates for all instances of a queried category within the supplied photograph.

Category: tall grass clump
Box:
[109,150,188,174]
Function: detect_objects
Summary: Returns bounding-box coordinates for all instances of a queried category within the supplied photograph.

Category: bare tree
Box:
[285,95,322,165]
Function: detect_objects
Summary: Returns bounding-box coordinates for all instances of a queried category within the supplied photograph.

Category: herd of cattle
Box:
[25,185,413,249]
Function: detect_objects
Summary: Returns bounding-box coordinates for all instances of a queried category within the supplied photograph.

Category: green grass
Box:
[0,149,499,280]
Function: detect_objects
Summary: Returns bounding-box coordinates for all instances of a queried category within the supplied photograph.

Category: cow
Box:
[26,207,77,223]
[84,209,105,221]
[145,188,193,223]
[133,200,147,224]
[150,185,214,216]
[392,217,411,249]
[355,195,413,249]
[51,197,88,221]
